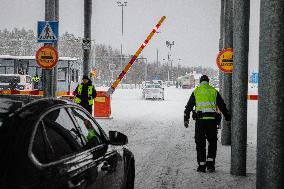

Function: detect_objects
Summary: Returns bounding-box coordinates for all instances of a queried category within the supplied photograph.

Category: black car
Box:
[0,96,135,189]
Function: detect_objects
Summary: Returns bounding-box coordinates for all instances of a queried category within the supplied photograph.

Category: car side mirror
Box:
[109,131,128,145]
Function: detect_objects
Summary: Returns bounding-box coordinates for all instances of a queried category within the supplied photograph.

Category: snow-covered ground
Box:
[96,86,257,189]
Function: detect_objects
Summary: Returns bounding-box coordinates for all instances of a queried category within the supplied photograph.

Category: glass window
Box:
[0,75,20,83]
[29,60,37,67]
[0,59,14,67]
[32,120,75,163]
[58,68,67,81]
[32,108,84,163]
[6,67,14,74]
[70,108,104,148]
[28,67,37,77]
[0,67,5,74]
[44,108,84,146]
[26,76,31,83]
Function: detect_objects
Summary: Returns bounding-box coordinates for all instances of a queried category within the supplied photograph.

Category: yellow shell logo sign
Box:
[216,48,233,73]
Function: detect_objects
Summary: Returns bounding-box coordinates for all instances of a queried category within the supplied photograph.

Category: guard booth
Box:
[94,91,111,118]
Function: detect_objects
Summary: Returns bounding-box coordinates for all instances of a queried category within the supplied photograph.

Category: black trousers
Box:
[195,119,218,164]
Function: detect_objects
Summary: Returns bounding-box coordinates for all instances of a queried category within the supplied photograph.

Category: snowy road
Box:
[97,87,257,189]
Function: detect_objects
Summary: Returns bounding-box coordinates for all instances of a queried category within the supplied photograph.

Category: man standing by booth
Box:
[74,75,97,114]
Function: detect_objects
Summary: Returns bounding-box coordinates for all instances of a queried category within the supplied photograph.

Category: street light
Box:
[166,40,174,84]
[117,1,127,75]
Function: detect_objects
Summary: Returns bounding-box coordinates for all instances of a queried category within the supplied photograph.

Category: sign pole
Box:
[43,0,58,97]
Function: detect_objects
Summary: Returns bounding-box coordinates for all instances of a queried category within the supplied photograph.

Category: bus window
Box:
[26,76,31,84]
[6,67,14,74]
[0,67,5,74]
[28,67,37,77]
[58,68,67,81]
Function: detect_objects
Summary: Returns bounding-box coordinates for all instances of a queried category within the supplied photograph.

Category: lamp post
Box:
[178,58,181,78]
[117,1,127,76]
[166,40,174,85]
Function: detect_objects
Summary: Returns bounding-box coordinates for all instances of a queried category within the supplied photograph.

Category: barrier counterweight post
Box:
[106,16,166,96]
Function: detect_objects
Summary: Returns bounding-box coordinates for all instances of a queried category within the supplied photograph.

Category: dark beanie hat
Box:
[82,75,89,80]
[200,75,209,83]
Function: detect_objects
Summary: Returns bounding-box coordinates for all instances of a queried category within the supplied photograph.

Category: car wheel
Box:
[125,162,135,189]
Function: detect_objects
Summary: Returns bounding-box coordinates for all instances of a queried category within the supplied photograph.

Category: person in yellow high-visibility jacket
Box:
[184,75,231,173]
[74,75,97,114]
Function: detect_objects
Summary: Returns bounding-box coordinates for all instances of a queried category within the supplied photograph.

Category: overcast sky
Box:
[0,0,259,71]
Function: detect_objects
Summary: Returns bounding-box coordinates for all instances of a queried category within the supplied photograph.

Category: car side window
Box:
[32,108,83,164]
[70,108,104,148]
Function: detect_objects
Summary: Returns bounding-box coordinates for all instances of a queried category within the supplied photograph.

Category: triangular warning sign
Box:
[39,23,57,40]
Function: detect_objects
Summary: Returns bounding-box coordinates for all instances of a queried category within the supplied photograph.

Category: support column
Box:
[218,0,225,96]
[231,0,250,176]
[257,0,284,188]
[221,0,233,145]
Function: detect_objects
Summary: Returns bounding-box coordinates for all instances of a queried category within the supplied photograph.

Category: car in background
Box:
[0,96,135,189]
[142,84,164,100]
[0,74,32,91]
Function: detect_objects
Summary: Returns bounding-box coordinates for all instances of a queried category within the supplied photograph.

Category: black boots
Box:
[197,165,206,172]
[197,162,215,173]
[206,161,215,172]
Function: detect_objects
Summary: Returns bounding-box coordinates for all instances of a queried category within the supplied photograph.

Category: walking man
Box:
[184,75,231,172]
[74,75,97,114]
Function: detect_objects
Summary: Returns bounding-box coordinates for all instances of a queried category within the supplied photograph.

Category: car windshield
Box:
[0,99,23,127]
[145,84,161,88]
[0,75,20,83]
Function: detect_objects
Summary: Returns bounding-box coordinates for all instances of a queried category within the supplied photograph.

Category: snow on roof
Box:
[0,55,78,61]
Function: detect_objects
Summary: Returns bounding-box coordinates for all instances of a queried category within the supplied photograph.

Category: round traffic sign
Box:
[216,48,233,73]
[36,45,59,69]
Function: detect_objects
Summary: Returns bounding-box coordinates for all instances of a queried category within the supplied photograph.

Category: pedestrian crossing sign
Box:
[37,21,58,43]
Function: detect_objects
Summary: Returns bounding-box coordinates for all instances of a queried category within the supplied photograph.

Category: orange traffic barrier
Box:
[0,90,72,97]
[94,91,111,118]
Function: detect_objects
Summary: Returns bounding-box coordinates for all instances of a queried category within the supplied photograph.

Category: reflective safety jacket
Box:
[74,84,95,105]
[193,81,217,119]
[87,128,96,141]
[32,75,40,83]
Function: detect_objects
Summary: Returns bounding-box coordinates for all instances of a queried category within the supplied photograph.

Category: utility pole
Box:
[83,0,92,76]
[43,0,58,97]
[221,0,233,145]
[231,0,250,176]
[117,1,127,78]
[257,0,284,188]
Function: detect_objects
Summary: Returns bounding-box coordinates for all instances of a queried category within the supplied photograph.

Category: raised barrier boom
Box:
[106,16,166,96]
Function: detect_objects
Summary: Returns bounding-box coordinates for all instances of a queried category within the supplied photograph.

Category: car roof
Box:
[0,95,74,119]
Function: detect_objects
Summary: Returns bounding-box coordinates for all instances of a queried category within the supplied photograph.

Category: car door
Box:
[30,106,106,189]
[69,107,125,189]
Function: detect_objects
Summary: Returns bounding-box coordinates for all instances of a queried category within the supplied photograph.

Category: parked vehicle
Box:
[0,74,32,90]
[142,84,164,100]
[176,74,195,89]
[0,96,135,189]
